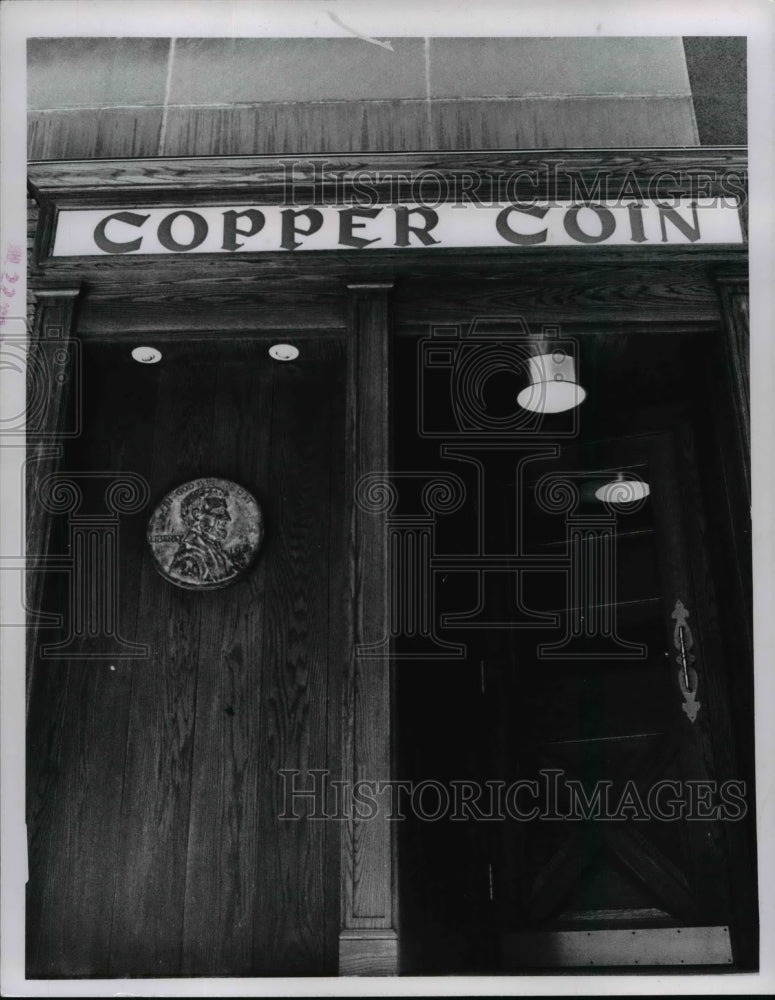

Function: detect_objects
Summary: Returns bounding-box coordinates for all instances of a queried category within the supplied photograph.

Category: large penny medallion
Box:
[147,478,263,590]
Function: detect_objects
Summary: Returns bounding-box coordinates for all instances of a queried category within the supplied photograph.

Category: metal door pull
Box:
[672,598,700,723]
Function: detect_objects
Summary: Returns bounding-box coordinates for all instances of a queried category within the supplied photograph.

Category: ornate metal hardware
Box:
[672,598,700,723]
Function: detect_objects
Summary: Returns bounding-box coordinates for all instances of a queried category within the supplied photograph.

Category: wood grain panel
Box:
[26,661,73,975]
[180,345,273,975]
[669,418,757,965]
[28,110,103,162]
[339,930,399,976]
[162,102,430,158]
[339,283,398,974]
[76,299,347,337]
[252,337,339,974]
[714,273,750,497]
[431,96,699,150]
[392,266,722,328]
[28,149,746,201]
[26,98,712,166]
[28,109,163,161]
[26,344,156,976]
[27,334,346,977]
[25,289,81,714]
[29,249,744,313]
[108,350,216,976]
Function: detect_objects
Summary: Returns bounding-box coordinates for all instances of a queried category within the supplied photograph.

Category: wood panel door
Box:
[493,416,755,969]
[393,323,755,974]
[26,335,346,977]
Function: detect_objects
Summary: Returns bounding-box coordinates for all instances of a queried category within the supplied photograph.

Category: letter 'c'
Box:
[93,211,150,254]
[495,205,549,245]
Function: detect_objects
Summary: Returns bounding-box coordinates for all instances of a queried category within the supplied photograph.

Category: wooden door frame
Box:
[26,148,750,976]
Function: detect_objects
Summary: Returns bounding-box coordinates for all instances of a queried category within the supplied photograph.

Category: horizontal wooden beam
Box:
[28,147,746,201]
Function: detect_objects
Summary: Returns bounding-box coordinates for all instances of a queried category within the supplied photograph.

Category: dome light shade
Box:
[516,351,586,414]
[594,472,650,504]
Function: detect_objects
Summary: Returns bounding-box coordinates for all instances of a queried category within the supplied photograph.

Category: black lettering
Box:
[563,204,616,244]
[280,208,324,250]
[659,204,701,243]
[495,204,549,245]
[338,207,381,249]
[93,211,149,254]
[627,203,647,243]
[221,209,265,251]
[394,206,440,247]
[157,210,208,252]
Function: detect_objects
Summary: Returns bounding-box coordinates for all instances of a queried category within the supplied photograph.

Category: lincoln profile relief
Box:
[147,478,264,589]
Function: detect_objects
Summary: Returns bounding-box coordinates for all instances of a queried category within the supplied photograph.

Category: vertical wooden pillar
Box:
[714,271,750,500]
[712,269,757,969]
[339,282,398,976]
[26,286,81,713]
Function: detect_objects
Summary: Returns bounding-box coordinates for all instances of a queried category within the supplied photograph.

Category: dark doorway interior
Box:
[395,321,756,973]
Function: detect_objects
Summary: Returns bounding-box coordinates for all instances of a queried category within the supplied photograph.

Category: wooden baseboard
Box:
[339,929,399,976]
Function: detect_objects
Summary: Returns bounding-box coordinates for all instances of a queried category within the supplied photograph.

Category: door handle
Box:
[672,598,700,723]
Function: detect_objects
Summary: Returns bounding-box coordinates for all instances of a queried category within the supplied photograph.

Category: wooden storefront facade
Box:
[25,149,756,976]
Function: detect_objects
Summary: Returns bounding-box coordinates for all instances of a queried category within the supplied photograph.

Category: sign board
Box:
[51,200,744,256]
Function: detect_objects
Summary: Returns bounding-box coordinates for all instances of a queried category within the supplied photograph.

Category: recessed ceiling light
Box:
[269,344,300,362]
[131,346,162,364]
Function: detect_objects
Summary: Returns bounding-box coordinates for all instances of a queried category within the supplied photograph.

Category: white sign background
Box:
[51,199,745,255]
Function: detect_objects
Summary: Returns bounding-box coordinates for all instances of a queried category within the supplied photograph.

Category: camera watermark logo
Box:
[0,335,81,439]
[356,316,648,659]
[418,317,580,440]
[355,471,467,658]
[33,471,150,659]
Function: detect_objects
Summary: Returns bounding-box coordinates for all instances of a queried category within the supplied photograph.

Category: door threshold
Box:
[500,925,733,968]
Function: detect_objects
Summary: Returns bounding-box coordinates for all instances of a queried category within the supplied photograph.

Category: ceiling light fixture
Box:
[269,344,300,361]
[131,346,162,364]
[594,472,651,504]
[516,351,586,414]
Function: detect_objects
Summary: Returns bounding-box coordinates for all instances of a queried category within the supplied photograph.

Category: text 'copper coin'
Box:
[147,478,263,590]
